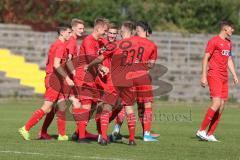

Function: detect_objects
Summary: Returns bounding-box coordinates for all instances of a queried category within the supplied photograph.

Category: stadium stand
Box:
[0,49,45,94]
[0,23,240,101]
[0,71,34,97]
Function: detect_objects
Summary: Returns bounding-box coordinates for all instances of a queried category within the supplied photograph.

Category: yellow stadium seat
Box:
[0,49,45,94]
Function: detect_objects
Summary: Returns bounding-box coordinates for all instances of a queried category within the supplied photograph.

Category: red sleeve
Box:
[55,43,65,59]
[205,39,215,55]
[66,39,76,56]
[98,38,108,48]
[149,44,158,60]
[102,42,117,58]
[102,50,113,58]
[83,39,96,55]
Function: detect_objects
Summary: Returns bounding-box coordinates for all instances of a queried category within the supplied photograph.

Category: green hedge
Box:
[1,0,240,34]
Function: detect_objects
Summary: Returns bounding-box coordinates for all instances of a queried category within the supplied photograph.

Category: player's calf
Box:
[18,101,53,140]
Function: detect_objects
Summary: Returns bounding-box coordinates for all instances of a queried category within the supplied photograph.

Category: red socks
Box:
[207,111,222,135]
[138,104,153,133]
[143,108,152,132]
[57,110,66,136]
[25,109,45,131]
[100,110,112,140]
[41,107,56,134]
[115,108,125,125]
[77,108,90,139]
[200,108,216,131]
[127,113,136,141]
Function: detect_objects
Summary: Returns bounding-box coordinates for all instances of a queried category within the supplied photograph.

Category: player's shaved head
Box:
[94,18,110,28]
[122,21,134,32]
[120,21,134,38]
[92,18,109,38]
[71,18,85,27]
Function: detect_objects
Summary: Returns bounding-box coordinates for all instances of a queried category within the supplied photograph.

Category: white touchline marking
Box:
[0,150,133,160]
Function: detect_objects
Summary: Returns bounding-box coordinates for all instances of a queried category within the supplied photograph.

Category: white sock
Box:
[113,124,120,133]
[144,131,150,136]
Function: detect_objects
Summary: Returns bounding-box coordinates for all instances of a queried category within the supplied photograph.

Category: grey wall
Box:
[1,23,240,101]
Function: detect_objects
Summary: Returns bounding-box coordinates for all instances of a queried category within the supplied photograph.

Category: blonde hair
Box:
[71,18,85,27]
[94,18,110,27]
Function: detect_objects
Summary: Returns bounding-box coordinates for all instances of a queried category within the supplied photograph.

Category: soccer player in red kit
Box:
[18,25,74,140]
[74,18,109,143]
[111,21,159,142]
[94,24,119,142]
[85,21,140,146]
[94,23,135,144]
[196,21,238,142]
[37,19,85,140]
[67,19,85,58]
[96,23,119,89]
[134,21,159,141]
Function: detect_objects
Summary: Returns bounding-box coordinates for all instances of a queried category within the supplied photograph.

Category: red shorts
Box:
[95,74,135,106]
[44,74,65,102]
[134,85,154,103]
[96,75,118,106]
[74,69,99,105]
[116,86,136,106]
[133,73,153,103]
[208,75,228,100]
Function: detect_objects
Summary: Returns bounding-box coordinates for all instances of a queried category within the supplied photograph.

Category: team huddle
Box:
[18,18,238,145]
[18,18,159,145]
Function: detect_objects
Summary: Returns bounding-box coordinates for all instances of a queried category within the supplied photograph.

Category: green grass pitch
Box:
[0,99,240,160]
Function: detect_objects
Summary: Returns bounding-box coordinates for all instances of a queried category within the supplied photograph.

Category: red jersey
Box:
[98,37,115,69]
[103,36,150,86]
[78,34,101,66]
[80,34,101,58]
[205,35,232,80]
[98,37,108,48]
[66,35,78,57]
[45,39,67,74]
[131,36,158,63]
[76,34,101,84]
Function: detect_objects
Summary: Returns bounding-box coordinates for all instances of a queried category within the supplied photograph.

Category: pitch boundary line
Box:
[0,150,133,160]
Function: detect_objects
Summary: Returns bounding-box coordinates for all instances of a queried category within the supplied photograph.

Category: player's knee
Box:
[102,103,112,112]
[57,101,67,111]
[82,104,91,110]
[144,102,152,108]
[41,101,53,113]
[125,106,134,114]
[41,106,52,113]
[211,100,221,109]
[72,100,81,108]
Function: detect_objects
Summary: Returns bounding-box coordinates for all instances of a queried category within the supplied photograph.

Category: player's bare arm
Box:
[201,53,210,87]
[54,57,74,86]
[228,57,239,84]
[66,58,76,76]
[147,59,156,69]
[84,55,105,72]
[98,64,109,76]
